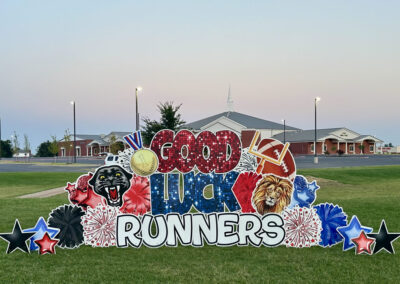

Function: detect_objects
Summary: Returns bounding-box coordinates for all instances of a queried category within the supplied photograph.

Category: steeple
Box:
[227,84,234,113]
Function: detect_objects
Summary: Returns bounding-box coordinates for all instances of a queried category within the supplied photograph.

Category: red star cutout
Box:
[34,232,59,255]
[65,182,76,193]
[351,230,375,255]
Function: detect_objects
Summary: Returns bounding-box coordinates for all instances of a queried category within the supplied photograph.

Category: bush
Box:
[36,141,54,157]
[337,149,345,156]
[324,151,330,155]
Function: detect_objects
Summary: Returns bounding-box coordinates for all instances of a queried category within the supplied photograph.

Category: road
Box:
[0,155,400,172]
[294,154,400,169]
[0,157,104,164]
[0,157,103,173]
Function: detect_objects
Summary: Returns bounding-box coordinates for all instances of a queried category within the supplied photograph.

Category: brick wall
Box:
[241,130,261,148]
[58,139,93,156]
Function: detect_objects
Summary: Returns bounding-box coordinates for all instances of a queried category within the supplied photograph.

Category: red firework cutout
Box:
[232,172,262,213]
[249,132,296,181]
[120,176,151,215]
[65,173,105,209]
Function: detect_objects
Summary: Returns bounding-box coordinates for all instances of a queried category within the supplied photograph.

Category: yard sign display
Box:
[1,130,399,255]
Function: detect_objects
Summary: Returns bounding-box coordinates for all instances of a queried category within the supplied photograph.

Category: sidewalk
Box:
[18,187,66,198]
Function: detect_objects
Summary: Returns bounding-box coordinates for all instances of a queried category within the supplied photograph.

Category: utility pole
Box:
[71,101,77,163]
[282,119,286,144]
[314,97,321,164]
[0,117,2,160]
[135,87,142,131]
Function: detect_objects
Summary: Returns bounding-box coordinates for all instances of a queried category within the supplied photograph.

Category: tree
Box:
[36,141,53,157]
[11,131,20,154]
[0,140,13,158]
[109,135,125,154]
[36,137,59,158]
[23,134,30,153]
[142,102,186,145]
[64,129,72,162]
[49,136,59,161]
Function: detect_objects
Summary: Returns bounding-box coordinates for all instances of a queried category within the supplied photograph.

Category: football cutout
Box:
[254,138,296,181]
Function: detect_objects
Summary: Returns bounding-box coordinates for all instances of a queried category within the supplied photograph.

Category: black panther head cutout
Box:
[88,165,133,207]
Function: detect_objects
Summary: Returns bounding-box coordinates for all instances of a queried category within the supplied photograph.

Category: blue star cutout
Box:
[308,181,320,192]
[337,215,373,251]
[289,176,320,208]
[23,217,60,251]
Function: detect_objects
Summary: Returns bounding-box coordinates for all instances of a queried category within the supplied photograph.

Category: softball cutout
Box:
[130,149,159,176]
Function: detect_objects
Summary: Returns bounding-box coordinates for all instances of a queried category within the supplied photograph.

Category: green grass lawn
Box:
[0,166,399,283]
[0,172,83,198]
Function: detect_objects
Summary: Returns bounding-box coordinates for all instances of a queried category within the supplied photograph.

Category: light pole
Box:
[314,97,321,164]
[0,117,2,160]
[71,101,76,163]
[281,119,286,144]
[135,87,142,131]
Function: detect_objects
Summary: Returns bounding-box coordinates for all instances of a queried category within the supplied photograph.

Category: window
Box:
[369,145,374,152]
[324,145,327,151]
[349,145,354,152]
[61,147,65,157]
[310,144,314,152]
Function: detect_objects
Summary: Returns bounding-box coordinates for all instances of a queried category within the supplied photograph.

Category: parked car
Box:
[104,154,119,165]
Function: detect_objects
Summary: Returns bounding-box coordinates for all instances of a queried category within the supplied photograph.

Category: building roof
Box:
[272,129,331,142]
[60,132,131,144]
[107,132,131,137]
[75,134,104,140]
[15,150,31,154]
[184,111,299,130]
[272,128,382,143]
[353,135,383,142]
[88,139,108,146]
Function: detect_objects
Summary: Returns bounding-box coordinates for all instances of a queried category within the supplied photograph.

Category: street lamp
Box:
[314,97,321,164]
[135,87,142,131]
[281,119,286,144]
[71,101,76,163]
[0,117,2,160]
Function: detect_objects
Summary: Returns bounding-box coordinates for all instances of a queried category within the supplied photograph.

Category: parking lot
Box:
[1,155,400,172]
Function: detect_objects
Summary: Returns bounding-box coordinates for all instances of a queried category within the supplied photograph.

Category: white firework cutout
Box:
[234,148,258,172]
[282,205,322,248]
[82,205,120,248]
[117,148,135,173]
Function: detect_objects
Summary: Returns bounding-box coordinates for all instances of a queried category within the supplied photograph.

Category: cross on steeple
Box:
[227,85,234,112]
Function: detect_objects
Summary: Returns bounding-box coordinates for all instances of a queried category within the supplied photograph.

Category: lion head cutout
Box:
[251,175,293,215]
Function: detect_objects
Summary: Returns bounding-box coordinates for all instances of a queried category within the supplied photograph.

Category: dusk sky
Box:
[1,1,399,152]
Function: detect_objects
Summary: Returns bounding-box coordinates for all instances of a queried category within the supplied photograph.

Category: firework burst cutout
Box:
[117,148,135,173]
[82,205,120,247]
[234,148,258,173]
[282,205,322,248]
